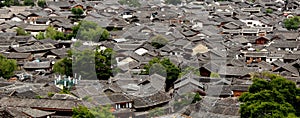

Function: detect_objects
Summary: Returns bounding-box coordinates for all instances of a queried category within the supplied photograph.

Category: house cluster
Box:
[0,0,300,117]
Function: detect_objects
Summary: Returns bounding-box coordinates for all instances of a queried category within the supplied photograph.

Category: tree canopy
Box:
[0,54,17,79]
[24,0,34,6]
[165,0,182,5]
[16,27,29,36]
[71,8,84,20]
[265,8,273,14]
[37,0,46,8]
[68,48,115,80]
[284,16,300,30]
[118,0,141,7]
[210,72,220,78]
[178,66,200,78]
[72,105,114,118]
[151,35,168,49]
[75,21,110,42]
[239,72,300,118]
[142,57,180,90]
[53,57,73,77]
[94,48,115,80]
[36,32,45,40]
[0,0,20,7]
[148,108,164,117]
[45,26,66,40]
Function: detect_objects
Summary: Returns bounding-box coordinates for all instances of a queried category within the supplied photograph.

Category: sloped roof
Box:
[24,61,51,69]
[0,97,78,110]
[218,66,258,76]
[132,91,171,108]
[6,52,31,59]
[192,44,208,56]
[21,107,55,117]
[24,25,48,31]
[12,43,55,53]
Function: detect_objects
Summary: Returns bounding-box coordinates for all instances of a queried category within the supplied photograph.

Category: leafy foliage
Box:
[151,35,168,49]
[71,8,84,20]
[71,48,115,80]
[94,48,115,80]
[266,8,273,14]
[90,105,115,118]
[0,54,17,79]
[165,0,181,5]
[75,21,110,42]
[239,73,299,118]
[72,105,114,118]
[53,57,73,77]
[179,67,200,78]
[142,57,180,90]
[45,26,66,40]
[118,0,141,7]
[83,96,93,102]
[284,16,300,30]
[24,0,34,6]
[36,32,45,40]
[16,27,29,36]
[210,72,220,78]
[47,92,54,97]
[72,105,95,118]
[37,0,46,8]
[59,87,71,94]
[0,0,20,7]
[148,108,164,117]
[192,92,202,103]
[35,95,44,99]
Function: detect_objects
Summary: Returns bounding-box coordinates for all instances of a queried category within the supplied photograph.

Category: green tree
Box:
[266,8,273,14]
[192,92,201,103]
[118,0,141,7]
[0,54,17,79]
[210,72,220,78]
[142,57,180,90]
[239,73,299,118]
[45,26,66,40]
[95,48,115,80]
[151,35,168,49]
[36,32,45,40]
[24,0,34,6]
[37,0,46,8]
[53,57,73,77]
[284,16,300,30]
[90,105,114,118]
[71,8,84,20]
[149,108,164,117]
[16,27,29,36]
[179,67,200,78]
[165,0,181,5]
[72,105,95,118]
[75,21,110,42]
[59,87,71,94]
[72,48,115,80]
[1,0,20,7]
[72,105,114,118]
[47,92,54,97]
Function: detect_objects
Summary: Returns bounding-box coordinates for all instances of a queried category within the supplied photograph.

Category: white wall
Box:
[11,17,23,22]
[240,20,265,27]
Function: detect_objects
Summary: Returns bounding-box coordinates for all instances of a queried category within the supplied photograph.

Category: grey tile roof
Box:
[24,61,51,69]
[12,43,56,53]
